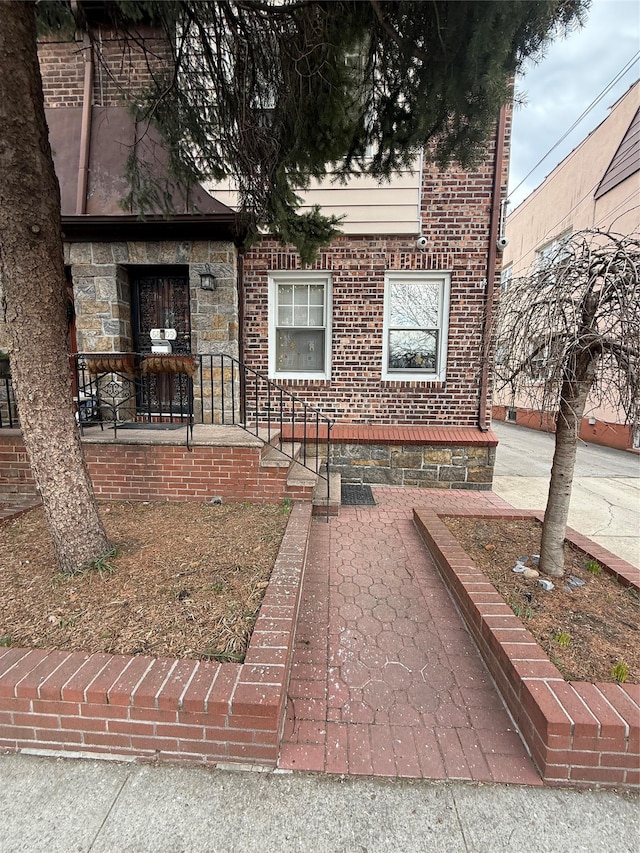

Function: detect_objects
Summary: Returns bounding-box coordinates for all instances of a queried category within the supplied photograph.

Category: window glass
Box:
[276,329,325,372]
[383,272,449,381]
[389,330,437,370]
[270,275,330,378]
[389,281,439,328]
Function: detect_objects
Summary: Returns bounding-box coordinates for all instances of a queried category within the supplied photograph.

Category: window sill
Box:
[380,379,445,390]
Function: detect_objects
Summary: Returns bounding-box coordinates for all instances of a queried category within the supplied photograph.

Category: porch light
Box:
[199,266,216,290]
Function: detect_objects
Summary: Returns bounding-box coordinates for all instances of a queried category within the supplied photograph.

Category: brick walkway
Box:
[279,487,542,784]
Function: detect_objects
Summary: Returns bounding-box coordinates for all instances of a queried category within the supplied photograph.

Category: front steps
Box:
[260,434,340,516]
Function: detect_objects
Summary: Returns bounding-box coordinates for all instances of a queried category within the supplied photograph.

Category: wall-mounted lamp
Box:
[199,265,216,291]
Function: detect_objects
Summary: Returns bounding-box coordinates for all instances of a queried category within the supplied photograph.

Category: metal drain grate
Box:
[341,483,376,506]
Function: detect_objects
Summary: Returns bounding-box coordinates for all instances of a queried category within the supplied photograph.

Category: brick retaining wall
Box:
[0,432,314,505]
[0,503,312,766]
[414,508,640,789]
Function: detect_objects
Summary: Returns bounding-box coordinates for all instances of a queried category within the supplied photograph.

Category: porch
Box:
[0,351,499,511]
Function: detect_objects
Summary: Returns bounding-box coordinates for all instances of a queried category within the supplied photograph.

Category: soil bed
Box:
[443,516,639,684]
[0,501,290,662]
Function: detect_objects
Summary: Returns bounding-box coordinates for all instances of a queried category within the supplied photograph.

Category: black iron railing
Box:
[69,352,332,501]
[202,353,333,478]
[0,375,18,429]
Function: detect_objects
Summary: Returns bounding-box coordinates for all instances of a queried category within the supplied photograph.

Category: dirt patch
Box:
[443,516,639,684]
[0,501,291,662]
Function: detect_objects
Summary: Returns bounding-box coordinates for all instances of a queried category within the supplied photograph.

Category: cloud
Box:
[508,0,640,209]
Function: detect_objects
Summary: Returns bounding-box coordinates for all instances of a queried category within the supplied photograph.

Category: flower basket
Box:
[86,355,136,377]
[141,355,198,376]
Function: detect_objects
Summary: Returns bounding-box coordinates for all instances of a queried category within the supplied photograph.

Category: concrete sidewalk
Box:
[1,753,638,853]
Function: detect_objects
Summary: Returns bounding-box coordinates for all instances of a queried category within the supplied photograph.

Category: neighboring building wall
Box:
[503,82,640,278]
[496,82,640,450]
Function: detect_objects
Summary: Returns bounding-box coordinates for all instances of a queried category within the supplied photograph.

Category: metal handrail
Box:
[200,354,333,509]
[67,352,333,511]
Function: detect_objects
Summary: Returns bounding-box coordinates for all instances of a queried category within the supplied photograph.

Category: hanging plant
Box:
[142,355,198,376]
[86,355,136,377]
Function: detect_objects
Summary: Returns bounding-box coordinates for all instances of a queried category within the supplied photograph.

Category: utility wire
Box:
[508,51,640,207]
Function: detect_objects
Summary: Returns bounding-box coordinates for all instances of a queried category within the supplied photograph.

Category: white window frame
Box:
[382,271,451,382]
[535,230,572,271]
[500,264,513,290]
[268,271,332,380]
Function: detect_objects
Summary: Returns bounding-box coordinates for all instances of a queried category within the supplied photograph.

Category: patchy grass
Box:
[0,501,290,662]
[443,516,639,684]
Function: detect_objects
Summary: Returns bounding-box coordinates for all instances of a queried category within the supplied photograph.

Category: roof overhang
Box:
[61,213,243,244]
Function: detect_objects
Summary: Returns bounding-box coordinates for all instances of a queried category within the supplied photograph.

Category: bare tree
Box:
[495,230,640,577]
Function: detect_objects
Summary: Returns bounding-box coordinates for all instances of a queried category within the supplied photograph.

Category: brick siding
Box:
[0,503,311,766]
[39,29,170,110]
[414,507,640,790]
[0,432,314,505]
[242,231,501,428]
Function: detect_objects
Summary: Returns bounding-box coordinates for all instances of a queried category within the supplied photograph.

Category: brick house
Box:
[0,21,510,504]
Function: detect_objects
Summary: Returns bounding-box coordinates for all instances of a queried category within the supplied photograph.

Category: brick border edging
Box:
[0,502,312,767]
[413,507,640,790]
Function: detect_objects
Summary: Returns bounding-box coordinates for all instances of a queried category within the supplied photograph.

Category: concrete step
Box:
[286,460,319,488]
[312,471,341,517]
[260,442,302,468]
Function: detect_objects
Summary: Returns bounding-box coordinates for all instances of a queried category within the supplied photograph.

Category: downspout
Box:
[237,248,245,364]
[478,103,507,431]
[237,248,246,422]
[75,32,94,214]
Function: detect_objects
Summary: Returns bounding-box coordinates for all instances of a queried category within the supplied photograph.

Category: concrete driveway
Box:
[491,419,640,568]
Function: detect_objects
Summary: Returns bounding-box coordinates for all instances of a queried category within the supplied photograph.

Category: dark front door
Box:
[131,268,192,415]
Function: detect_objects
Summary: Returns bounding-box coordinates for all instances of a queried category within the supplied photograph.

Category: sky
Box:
[507,0,640,211]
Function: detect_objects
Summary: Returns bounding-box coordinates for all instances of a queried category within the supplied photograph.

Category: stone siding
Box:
[329,442,495,489]
[65,239,239,423]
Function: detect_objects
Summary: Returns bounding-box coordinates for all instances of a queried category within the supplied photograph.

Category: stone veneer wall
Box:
[330,443,495,489]
[65,239,239,423]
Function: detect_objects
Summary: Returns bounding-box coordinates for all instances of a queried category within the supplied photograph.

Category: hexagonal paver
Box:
[393,618,418,638]
[397,646,428,670]
[382,661,413,690]
[354,592,378,609]
[340,660,371,689]
[337,628,365,650]
[421,662,455,692]
[339,602,363,622]
[362,679,394,712]
[407,682,439,713]
[372,603,397,622]
[337,581,361,599]
[376,630,404,655]
[355,615,383,638]
[358,646,388,670]
[352,573,374,590]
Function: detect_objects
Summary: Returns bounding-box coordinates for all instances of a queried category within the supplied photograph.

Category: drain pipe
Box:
[478,103,507,431]
[76,31,94,214]
[237,248,246,423]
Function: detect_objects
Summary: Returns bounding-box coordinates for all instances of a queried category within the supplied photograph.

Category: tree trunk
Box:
[540,360,596,578]
[0,2,110,572]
